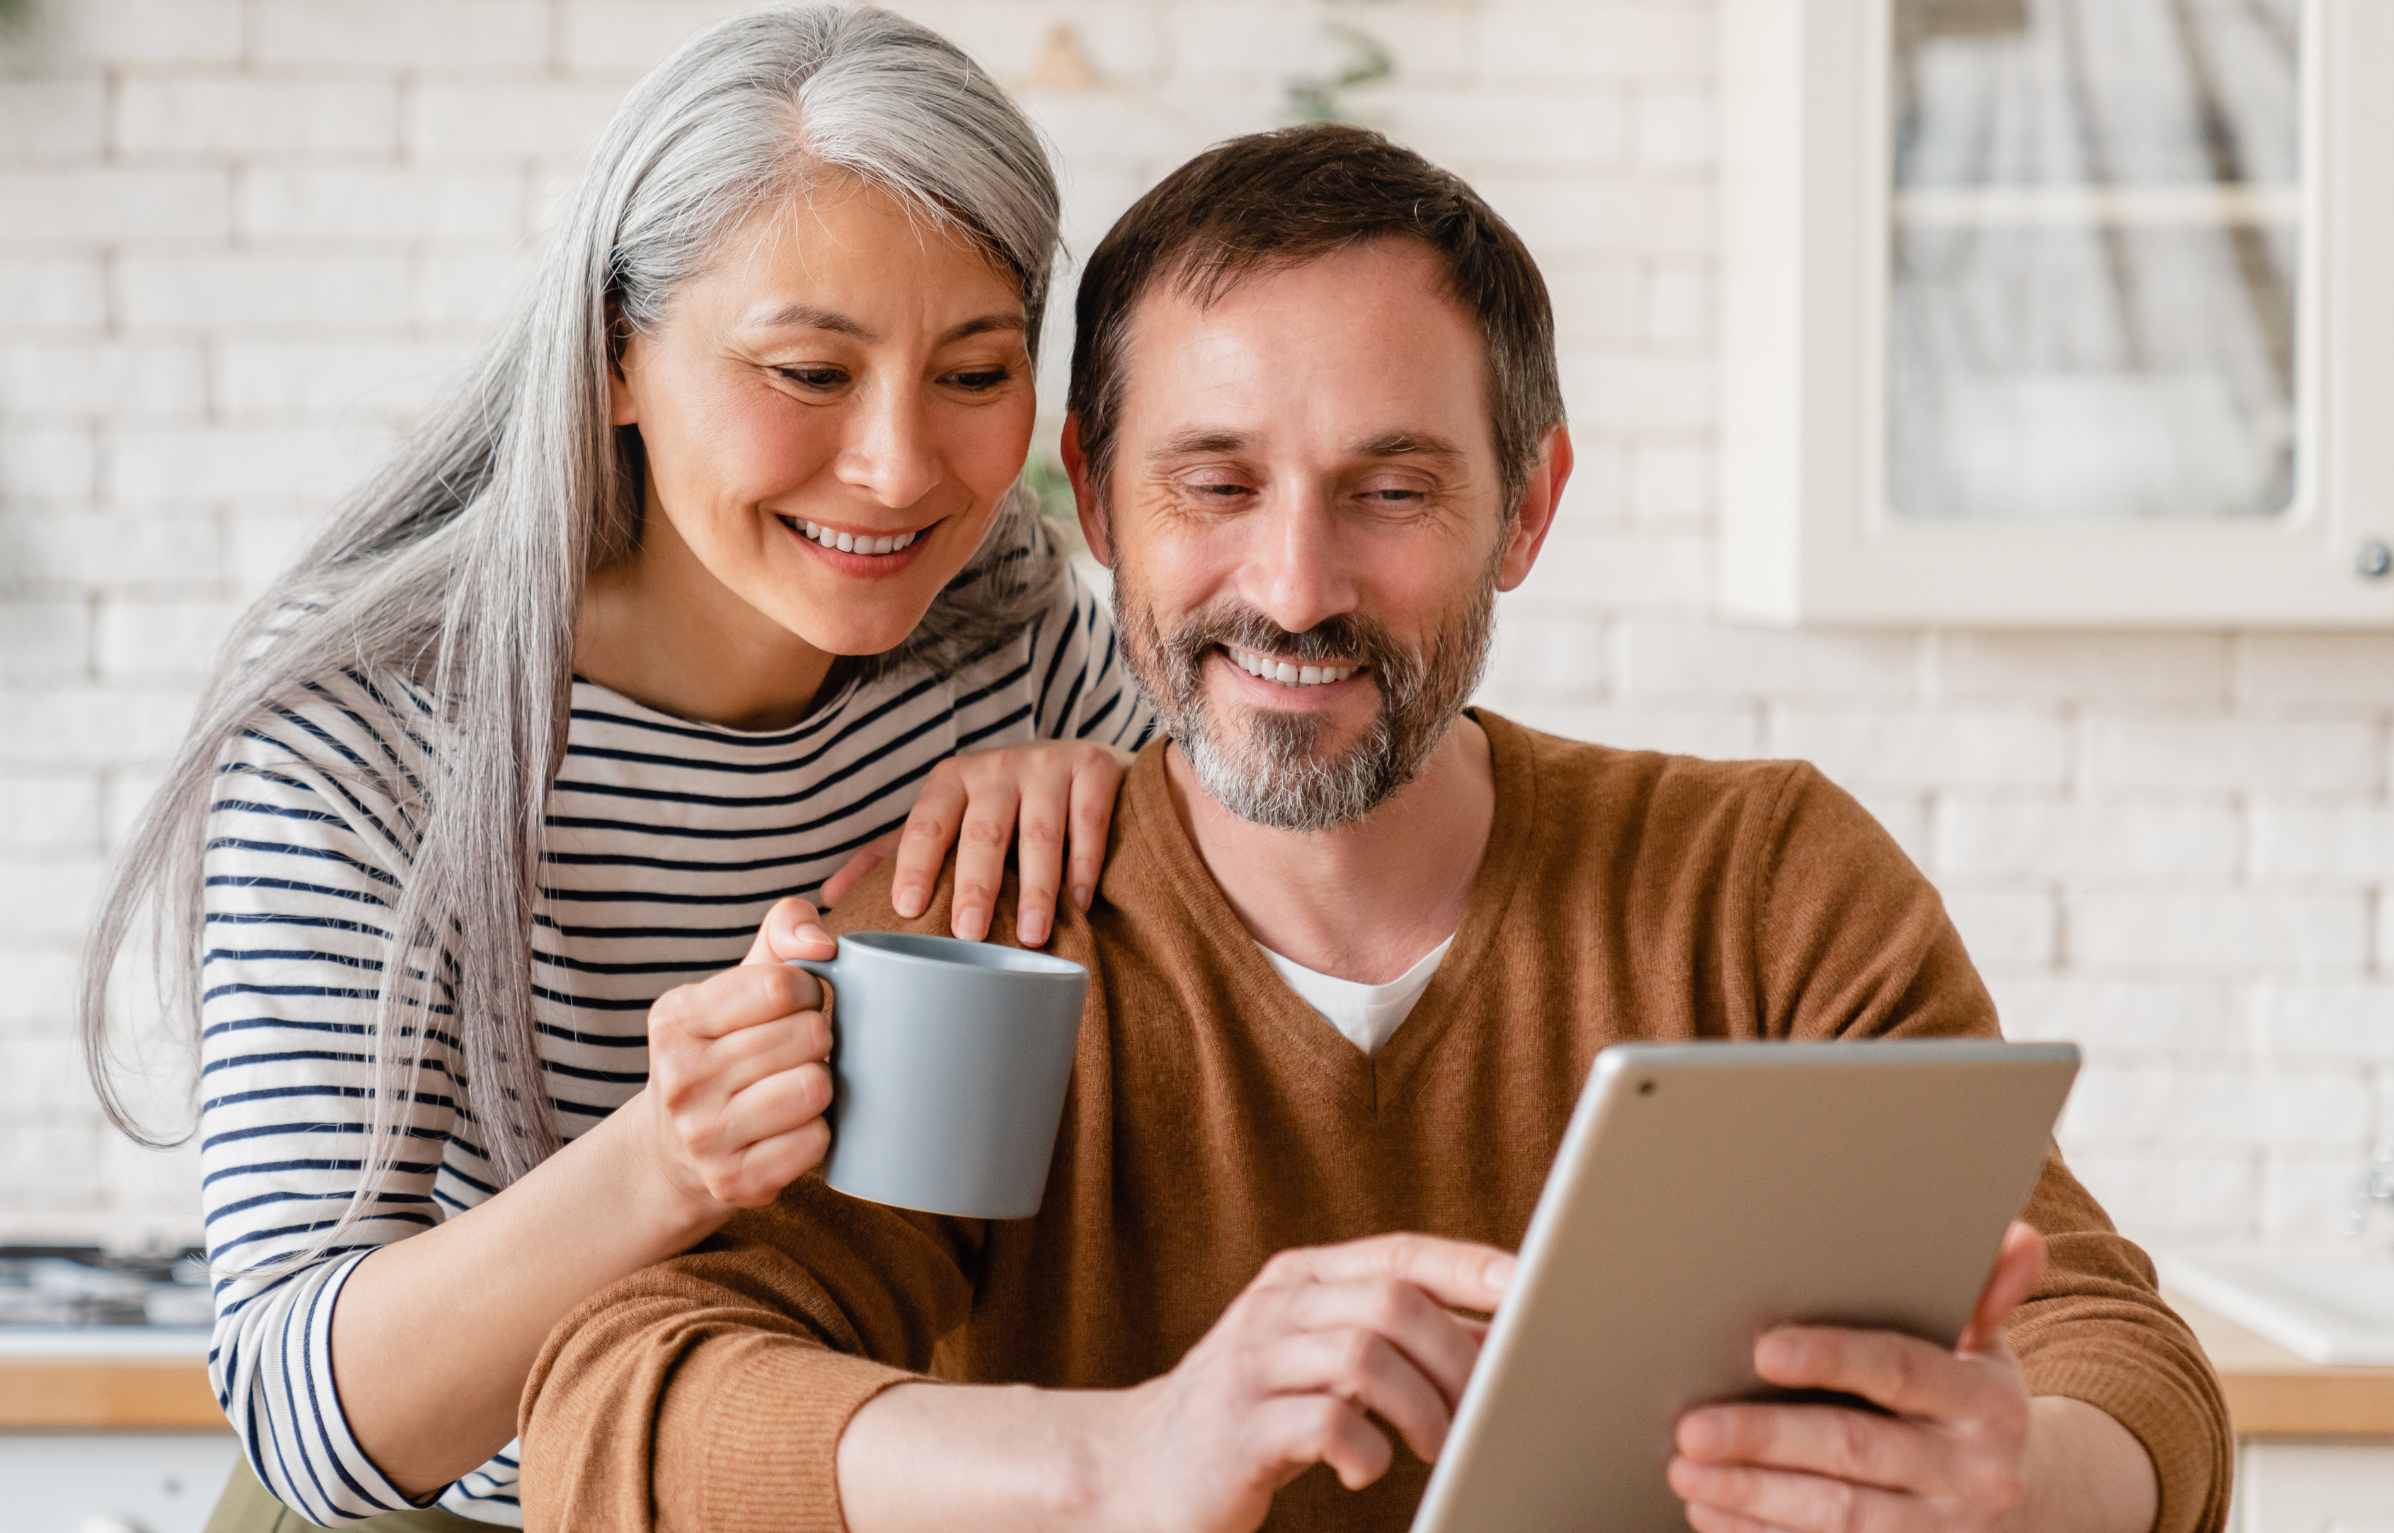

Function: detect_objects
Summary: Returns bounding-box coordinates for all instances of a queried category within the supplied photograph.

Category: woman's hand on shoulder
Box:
[639,897,839,1228]
[820,739,1135,947]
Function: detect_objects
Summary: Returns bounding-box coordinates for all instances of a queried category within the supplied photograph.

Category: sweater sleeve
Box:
[200,677,464,1525]
[1027,560,1156,749]
[1752,761,2234,1533]
[518,1183,981,1533]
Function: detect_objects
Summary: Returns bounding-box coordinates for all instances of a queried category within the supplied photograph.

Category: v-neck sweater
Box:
[520,713,2231,1533]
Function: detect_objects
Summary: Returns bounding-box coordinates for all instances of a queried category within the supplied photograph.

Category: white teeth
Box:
[791,519,924,556]
[1227,647,1357,687]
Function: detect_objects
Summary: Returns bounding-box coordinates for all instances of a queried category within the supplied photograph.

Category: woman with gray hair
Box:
[78,8,1147,1528]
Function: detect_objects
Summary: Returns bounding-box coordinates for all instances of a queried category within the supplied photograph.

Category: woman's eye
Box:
[774,366,848,391]
[946,368,1011,392]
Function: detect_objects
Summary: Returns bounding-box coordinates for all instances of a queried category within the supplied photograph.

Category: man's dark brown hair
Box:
[1067,122,1566,517]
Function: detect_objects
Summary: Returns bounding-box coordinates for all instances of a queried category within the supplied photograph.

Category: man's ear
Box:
[1061,414,1114,568]
[1495,423,1573,594]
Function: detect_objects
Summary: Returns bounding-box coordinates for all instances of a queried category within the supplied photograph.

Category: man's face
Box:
[1076,238,1562,831]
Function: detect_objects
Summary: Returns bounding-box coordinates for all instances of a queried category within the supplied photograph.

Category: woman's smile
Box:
[774,510,944,578]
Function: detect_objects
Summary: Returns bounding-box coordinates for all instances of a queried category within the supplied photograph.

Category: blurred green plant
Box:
[1023,452,1086,552]
[1284,22,1394,123]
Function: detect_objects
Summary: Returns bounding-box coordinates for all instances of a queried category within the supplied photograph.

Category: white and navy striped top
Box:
[198,566,1149,1526]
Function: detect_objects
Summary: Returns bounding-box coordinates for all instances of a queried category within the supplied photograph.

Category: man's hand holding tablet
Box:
[1669,1220,2043,1531]
[1667,1220,2160,1533]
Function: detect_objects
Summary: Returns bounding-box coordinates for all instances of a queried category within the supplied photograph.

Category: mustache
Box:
[1166,605,1407,674]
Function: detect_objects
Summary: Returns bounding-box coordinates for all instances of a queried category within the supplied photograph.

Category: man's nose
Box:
[1242,491,1360,640]
[834,383,940,510]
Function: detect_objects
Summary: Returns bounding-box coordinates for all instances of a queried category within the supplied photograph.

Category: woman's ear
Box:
[607,311,641,427]
[1061,415,1114,567]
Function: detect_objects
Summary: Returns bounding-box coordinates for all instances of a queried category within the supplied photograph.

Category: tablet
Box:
[1409,1039,2080,1533]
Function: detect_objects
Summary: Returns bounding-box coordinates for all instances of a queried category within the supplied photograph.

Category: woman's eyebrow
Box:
[742,303,1025,345]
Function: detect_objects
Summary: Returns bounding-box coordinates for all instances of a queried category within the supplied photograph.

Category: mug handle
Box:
[787,954,841,1003]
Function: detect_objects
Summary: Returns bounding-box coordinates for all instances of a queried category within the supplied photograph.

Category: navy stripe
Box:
[203,1120,451,1154]
[531,945,729,978]
[1077,688,1122,739]
[204,911,393,939]
[957,702,1035,753]
[205,838,401,889]
[540,809,896,876]
[203,874,391,909]
[200,1156,443,1192]
[536,916,757,941]
[542,753,936,841]
[211,1211,436,1260]
[205,1188,437,1226]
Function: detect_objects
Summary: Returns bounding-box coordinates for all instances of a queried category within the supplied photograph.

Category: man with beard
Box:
[520,127,2229,1533]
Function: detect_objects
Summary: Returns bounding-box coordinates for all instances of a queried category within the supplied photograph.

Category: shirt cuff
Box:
[2024,1345,2231,1533]
[663,1334,925,1533]
[313,1248,454,1513]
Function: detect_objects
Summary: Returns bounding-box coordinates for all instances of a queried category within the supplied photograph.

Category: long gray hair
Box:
[80,4,1064,1271]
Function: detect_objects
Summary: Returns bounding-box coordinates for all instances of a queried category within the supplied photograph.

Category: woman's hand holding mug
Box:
[638,896,840,1225]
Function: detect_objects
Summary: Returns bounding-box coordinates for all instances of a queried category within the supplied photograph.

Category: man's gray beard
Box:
[1113,558,1499,834]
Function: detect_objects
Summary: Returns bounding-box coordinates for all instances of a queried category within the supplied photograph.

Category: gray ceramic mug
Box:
[790,932,1086,1219]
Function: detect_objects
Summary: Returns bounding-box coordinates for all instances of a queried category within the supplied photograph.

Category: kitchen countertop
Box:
[3,1291,2388,1437]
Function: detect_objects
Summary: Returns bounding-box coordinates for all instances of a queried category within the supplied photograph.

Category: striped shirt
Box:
[198,567,1149,1526]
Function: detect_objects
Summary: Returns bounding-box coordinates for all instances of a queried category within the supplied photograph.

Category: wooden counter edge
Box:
[5,1292,2393,1439]
[0,1357,225,1431]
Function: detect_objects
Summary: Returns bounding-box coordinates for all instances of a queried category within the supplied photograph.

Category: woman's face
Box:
[609,175,1037,660]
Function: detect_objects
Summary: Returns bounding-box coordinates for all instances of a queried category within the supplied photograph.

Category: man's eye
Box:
[1364,488,1425,504]
[1189,482,1252,500]
[774,366,847,390]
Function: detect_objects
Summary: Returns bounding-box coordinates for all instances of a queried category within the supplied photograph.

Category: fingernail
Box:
[796,923,832,949]
[1021,912,1048,946]
[957,905,983,937]
[1072,884,1093,912]
[1486,1253,1517,1292]
[893,886,922,917]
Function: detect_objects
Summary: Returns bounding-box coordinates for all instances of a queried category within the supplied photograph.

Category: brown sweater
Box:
[520,713,2231,1533]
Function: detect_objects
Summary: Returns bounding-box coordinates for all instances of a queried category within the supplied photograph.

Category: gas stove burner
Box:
[0,1243,214,1331]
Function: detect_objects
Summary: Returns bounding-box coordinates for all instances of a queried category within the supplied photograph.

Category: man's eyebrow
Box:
[1353,430,1466,462]
[742,304,1025,346]
[1151,428,1252,459]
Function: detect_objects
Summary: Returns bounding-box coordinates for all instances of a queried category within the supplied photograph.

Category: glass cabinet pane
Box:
[1886,0,2303,522]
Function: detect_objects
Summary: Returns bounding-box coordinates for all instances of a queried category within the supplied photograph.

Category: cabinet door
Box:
[0,1432,239,1533]
[1721,0,2394,625]
[2235,1441,2394,1532]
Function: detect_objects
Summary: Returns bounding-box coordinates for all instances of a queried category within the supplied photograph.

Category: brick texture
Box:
[0,0,2384,1260]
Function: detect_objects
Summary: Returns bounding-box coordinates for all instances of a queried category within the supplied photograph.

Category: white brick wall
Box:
[0,0,2384,1259]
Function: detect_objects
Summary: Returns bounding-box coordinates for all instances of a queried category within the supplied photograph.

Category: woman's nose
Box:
[835,385,940,510]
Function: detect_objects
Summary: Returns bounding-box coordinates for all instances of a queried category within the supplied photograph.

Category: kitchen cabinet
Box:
[2234,1442,2394,1531]
[0,1433,237,1533]
[1718,0,2394,625]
